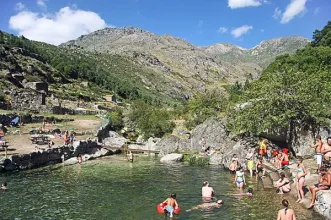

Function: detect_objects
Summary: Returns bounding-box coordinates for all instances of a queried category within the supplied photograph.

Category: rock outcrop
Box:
[155,117,236,156]
[102,131,129,148]
[315,191,331,220]
[160,153,184,163]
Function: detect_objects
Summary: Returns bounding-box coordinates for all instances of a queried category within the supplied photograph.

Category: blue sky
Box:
[0,0,330,48]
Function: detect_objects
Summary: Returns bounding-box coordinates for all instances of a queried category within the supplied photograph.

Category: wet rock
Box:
[160,153,184,163]
[294,127,331,157]
[4,163,16,171]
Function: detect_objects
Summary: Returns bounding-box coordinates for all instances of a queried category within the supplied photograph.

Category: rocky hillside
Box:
[202,36,310,68]
[0,28,310,105]
[62,28,309,85]
[62,27,261,90]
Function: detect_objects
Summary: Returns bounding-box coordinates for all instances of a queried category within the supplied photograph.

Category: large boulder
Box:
[315,191,331,220]
[191,117,236,153]
[293,127,330,157]
[103,131,128,148]
[160,154,184,163]
[155,135,190,155]
[221,137,258,169]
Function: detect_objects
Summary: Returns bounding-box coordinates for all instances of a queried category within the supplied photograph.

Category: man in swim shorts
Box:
[202,181,214,199]
[186,200,223,212]
[162,193,179,218]
[310,135,323,173]
[308,167,331,209]
[280,151,290,167]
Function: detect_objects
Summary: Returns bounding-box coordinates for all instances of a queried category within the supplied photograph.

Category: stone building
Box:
[10,89,47,112]
[24,82,48,94]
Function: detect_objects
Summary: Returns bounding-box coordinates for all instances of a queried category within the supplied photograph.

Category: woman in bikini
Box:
[295,157,307,203]
[234,167,245,190]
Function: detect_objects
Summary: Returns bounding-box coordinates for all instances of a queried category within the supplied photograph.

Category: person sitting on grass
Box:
[308,167,331,209]
[275,172,291,194]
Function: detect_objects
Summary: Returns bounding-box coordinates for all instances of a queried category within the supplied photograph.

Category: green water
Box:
[0,155,325,220]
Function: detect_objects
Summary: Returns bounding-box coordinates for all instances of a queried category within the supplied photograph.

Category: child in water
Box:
[162,193,179,218]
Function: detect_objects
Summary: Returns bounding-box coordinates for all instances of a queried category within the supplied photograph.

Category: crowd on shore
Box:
[161,135,331,219]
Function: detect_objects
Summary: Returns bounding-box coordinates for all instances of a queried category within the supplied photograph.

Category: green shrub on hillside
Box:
[128,101,175,138]
[184,91,226,130]
[228,21,331,139]
[108,108,124,131]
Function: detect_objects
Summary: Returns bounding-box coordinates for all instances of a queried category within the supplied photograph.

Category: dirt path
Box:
[1,119,102,157]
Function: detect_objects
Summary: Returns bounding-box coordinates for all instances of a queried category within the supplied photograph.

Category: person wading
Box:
[277,199,296,220]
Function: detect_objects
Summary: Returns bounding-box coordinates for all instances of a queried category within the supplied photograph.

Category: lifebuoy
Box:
[156,203,180,215]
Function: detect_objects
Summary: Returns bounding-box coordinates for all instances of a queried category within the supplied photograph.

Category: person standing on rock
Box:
[259,139,267,160]
[310,135,323,173]
[321,137,331,165]
[277,199,296,220]
[201,136,206,152]
[295,157,307,203]
[308,167,331,209]
[246,149,255,177]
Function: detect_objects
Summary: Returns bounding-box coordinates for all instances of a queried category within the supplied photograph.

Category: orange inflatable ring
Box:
[156,203,180,215]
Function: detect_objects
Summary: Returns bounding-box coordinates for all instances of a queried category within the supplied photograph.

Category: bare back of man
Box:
[277,208,296,220]
[166,198,177,207]
[202,186,214,198]
[322,141,331,158]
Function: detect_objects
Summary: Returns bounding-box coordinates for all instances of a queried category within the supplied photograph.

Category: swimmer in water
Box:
[186,200,223,212]
[162,193,179,218]
[1,182,7,191]
[233,188,253,197]
[202,181,215,200]
[277,199,296,220]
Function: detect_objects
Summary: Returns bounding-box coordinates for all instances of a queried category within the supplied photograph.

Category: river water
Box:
[0,155,325,220]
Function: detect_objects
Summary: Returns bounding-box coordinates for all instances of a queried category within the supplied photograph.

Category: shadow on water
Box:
[0,155,325,220]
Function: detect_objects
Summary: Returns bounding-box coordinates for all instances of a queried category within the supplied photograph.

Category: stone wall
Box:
[0,140,117,172]
[0,113,73,126]
[10,89,48,112]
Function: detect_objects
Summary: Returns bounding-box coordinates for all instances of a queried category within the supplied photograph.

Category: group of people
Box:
[162,181,224,217]
[226,135,331,219]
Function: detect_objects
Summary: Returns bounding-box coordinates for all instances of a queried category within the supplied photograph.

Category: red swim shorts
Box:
[281,160,289,166]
